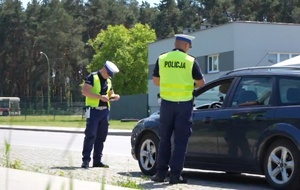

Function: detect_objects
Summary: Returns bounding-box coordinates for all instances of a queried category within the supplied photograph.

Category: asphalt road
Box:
[0,129,131,156]
[0,128,273,190]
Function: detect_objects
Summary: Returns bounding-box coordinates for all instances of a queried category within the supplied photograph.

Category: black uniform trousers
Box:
[82,108,110,163]
[156,99,193,177]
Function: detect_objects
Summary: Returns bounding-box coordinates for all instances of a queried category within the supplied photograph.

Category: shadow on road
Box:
[119,169,272,190]
[50,166,82,170]
[181,170,270,188]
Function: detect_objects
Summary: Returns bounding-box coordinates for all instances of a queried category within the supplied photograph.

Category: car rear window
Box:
[279,78,300,105]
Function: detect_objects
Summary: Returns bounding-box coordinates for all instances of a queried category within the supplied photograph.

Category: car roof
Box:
[223,66,300,77]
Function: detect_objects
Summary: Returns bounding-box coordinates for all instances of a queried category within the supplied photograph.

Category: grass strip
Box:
[0,115,137,130]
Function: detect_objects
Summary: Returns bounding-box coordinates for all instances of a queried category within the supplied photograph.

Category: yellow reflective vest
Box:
[159,50,194,102]
[85,73,112,107]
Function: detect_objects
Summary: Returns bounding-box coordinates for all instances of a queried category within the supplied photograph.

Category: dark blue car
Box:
[131,66,300,190]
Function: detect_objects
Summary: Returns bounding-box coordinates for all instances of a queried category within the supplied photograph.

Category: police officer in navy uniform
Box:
[81,61,120,169]
[151,34,205,184]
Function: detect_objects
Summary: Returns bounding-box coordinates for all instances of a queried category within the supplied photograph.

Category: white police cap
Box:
[105,61,119,77]
[174,34,195,44]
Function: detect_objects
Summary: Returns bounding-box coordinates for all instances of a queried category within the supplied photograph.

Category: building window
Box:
[207,54,219,73]
[268,53,300,64]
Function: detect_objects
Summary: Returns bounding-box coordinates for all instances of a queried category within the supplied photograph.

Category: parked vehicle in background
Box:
[0,97,21,116]
[131,66,300,190]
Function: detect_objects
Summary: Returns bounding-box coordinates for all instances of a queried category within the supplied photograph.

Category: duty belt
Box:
[90,106,108,110]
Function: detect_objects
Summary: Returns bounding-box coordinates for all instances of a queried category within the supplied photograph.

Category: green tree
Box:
[84,0,140,39]
[30,0,85,105]
[237,0,260,21]
[177,0,201,30]
[257,0,281,22]
[154,0,180,39]
[292,6,300,23]
[279,0,297,23]
[139,1,159,28]
[23,0,43,102]
[198,0,228,25]
[0,0,27,97]
[88,23,156,95]
[120,0,140,28]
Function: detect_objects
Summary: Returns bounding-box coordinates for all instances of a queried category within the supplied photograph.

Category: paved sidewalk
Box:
[0,167,134,190]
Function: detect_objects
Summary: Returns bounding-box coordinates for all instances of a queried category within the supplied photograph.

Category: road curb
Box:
[0,126,132,136]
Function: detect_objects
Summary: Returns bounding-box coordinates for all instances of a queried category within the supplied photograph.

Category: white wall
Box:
[190,23,235,57]
[147,22,300,114]
[234,22,300,68]
[148,38,174,65]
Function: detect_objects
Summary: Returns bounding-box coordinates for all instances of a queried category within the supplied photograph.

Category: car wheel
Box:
[137,133,159,176]
[3,111,9,116]
[263,139,300,190]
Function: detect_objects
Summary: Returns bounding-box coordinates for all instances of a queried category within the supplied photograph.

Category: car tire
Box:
[3,111,9,116]
[263,139,300,190]
[137,133,159,176]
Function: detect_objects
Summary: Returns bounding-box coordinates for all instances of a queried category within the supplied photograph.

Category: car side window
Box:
[194,79,233,109]
[279,78,300,105]
[231,77,272,107]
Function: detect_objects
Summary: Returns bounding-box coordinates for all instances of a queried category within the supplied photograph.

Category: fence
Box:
[18,94,149,120]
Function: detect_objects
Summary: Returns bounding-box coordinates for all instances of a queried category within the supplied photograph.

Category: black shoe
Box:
[169,175,187,184]
[151,174,166,182]
[81,162,89,169]
[93,162,109,168]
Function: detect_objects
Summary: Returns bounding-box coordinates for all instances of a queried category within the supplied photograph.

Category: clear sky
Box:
[21,0,161,9]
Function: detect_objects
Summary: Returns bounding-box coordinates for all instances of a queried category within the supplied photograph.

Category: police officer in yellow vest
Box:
[81,60,120,169]
[151,34,205,184]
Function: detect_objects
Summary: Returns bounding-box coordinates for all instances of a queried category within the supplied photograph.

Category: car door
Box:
[217,76,276,167]
[185,78,235,168]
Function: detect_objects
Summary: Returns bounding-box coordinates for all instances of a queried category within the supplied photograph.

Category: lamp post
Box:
[40,51,51,113]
